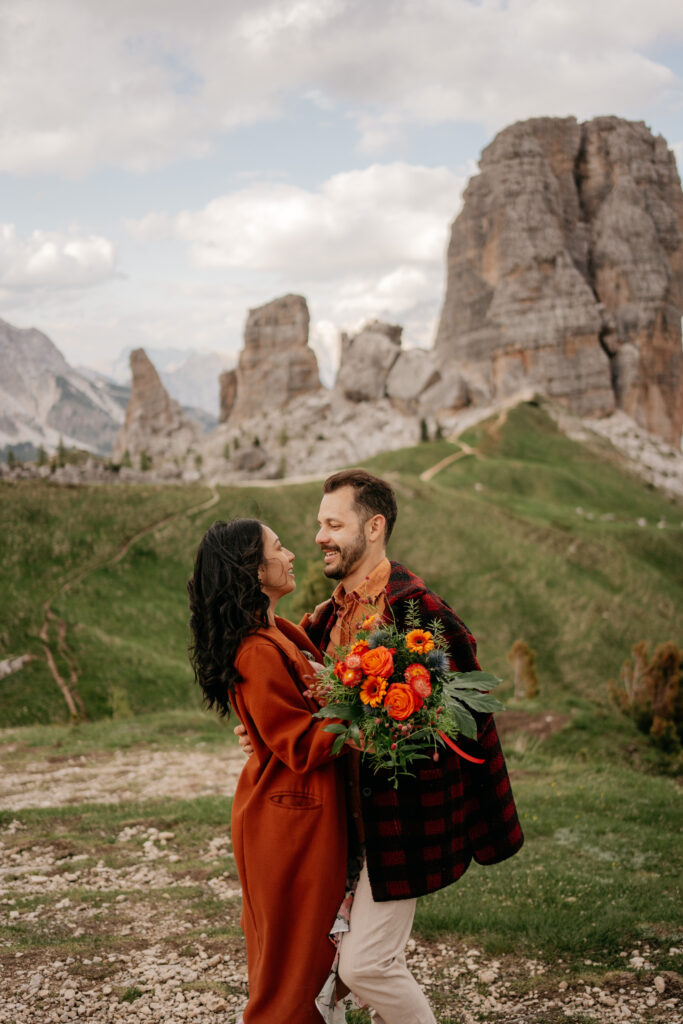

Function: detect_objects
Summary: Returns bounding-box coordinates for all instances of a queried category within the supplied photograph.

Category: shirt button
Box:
[362,787,372,797]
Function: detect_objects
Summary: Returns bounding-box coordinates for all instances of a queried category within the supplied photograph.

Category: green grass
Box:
[1,401,680,728]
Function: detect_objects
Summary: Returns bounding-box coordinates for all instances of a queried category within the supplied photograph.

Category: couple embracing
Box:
[188,469,523,1023]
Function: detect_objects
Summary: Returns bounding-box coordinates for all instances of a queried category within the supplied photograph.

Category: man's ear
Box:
[366,514,386,542]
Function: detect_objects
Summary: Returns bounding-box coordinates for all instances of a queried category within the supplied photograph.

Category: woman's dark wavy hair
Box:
[187,518,269,716]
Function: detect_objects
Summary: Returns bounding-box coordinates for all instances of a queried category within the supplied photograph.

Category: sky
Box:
[1,0,683,386]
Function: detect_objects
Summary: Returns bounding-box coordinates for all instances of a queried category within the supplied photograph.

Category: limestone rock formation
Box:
[334,320,447,414]
[336,321,403,402]
[219,369,237,423]
[113,349,200,471]
[435,116,683,446]
[227,294,321,421]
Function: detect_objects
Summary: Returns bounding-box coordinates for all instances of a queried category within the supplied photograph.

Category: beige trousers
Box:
[338,861,438,1024]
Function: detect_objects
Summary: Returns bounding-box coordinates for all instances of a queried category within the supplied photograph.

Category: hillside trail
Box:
[39,485,220,721]
[419,399,513,482]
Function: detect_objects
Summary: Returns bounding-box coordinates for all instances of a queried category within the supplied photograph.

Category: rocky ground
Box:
[1,745,680,1023]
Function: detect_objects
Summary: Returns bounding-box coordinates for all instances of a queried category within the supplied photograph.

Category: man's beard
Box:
[323,530,367,580]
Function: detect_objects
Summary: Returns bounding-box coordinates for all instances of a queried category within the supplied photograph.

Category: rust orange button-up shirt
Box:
[325,557,391,846]
[327,557,392,653]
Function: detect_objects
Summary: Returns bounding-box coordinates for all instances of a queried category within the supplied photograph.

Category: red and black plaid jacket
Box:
[305,560,524,902]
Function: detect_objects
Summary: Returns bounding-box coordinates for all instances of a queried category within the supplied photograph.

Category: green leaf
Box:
[323,723,351,735]
[445,671,501,691]
[453,690,505,713]
[445,701,478,739]
[331,734,347,756]
[349,723,362,745]
[313,704,359,720]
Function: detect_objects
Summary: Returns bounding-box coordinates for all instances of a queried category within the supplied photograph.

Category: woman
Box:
[187,518,347,1024]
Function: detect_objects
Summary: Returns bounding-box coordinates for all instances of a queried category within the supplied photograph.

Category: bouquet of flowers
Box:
[309,600,505,786]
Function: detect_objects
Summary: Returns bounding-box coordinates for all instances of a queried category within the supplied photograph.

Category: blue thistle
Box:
[426,649,449,673]
[367,629,392,649]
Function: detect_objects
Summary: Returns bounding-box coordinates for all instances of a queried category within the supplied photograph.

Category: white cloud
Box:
[133,162,465,277]
[0,224,118,293]
[1,0,682,175]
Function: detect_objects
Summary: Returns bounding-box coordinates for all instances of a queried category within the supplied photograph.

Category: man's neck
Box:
[341,551,387,595]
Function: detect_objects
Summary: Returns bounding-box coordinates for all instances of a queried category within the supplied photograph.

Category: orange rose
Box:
[384,683,417,721]
[360,645,394,678]
[404,663,432,705]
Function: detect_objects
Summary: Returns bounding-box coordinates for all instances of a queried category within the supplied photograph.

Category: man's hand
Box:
[234,722,254,757]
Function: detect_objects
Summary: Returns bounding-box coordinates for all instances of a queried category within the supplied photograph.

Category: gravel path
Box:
[1,746,680,1023]
[0,746,244,810]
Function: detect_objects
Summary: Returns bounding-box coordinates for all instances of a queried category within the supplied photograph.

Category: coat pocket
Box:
[268,790,322,810]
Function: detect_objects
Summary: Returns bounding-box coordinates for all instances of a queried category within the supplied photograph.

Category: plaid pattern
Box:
[306,561,524,902]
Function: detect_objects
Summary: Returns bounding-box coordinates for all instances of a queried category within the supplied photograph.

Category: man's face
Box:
[316,486,368,580]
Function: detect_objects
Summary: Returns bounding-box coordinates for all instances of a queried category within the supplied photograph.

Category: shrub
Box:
[610,641,682,752]
[139,450,152,472]
[507,639,539,699]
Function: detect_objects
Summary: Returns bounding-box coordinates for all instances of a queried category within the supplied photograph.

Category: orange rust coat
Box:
[230,617,347,1024]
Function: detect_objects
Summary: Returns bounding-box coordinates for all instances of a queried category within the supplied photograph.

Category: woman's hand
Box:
[234,722,254,757]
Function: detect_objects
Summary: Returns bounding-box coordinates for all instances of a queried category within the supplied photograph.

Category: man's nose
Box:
[315,526,327,545]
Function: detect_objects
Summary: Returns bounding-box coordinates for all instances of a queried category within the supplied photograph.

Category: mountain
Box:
[0,319,126,458]
[108,346,235,417]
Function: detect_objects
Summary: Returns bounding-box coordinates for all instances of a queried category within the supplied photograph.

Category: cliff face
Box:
[435,116,683,445]
[113,348,199,469]
[227,294,322,422]
[0,318,125,456]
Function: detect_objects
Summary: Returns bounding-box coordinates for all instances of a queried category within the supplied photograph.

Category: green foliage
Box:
[222,443,231,461]
[120,987,144,1003]
[419,417,429,443]
[120,448,132,469]
[278,425,289,446]
[139,449,152,472]
[36,445,48,467]
[193,452,203,471]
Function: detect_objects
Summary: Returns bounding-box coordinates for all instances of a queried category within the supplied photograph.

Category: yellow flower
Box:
[360,613,378,630]
[360,675,388,707]
[405,629,434,654]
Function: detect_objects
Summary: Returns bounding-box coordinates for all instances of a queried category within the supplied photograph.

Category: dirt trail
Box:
[39,486,220,721]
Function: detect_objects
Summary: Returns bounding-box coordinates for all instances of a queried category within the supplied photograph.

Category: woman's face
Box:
[259,526,296,605]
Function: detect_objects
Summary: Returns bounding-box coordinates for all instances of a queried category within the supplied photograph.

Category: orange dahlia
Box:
[405,628,434,654]
[360,675,388,707]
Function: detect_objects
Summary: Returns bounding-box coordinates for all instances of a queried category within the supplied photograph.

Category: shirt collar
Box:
[331,557,391,608]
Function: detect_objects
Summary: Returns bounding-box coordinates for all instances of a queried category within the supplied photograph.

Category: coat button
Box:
[361,787,372,797]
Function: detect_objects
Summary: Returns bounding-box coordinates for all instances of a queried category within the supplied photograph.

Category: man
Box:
[237,469,523,1024]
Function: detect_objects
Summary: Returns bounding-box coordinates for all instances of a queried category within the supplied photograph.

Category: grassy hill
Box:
[1,400,680,733]
[1,400,681,1009]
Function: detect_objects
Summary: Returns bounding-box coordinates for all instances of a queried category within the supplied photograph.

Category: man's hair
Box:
[322,469,398,542]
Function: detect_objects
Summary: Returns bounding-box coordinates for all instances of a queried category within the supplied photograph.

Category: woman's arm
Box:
[235,639,341,774]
